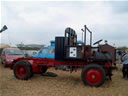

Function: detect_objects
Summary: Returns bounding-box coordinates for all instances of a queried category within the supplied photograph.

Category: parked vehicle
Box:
[0,44,10,64]
[0,48,24,67]
[22,50,38,57]
[10,25,112,87]
[33,40,81,59]
[33,41,55,58]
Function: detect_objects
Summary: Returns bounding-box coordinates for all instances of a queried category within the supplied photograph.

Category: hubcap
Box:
[91,75,95,79]
[16,65,27,78]
[85,68,102,85]
[19,68,25,73]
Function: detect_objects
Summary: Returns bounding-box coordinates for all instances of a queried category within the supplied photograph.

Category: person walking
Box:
[122,49,128,79]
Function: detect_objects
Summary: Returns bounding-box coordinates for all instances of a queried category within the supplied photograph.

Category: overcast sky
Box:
[0,0,128,47]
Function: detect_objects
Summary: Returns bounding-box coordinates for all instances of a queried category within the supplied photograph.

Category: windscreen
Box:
[7,49,23,55]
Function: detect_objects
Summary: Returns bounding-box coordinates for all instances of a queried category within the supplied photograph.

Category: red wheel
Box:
[14,61,33,80]
[16,64,27,78]
[81,64,105,87]
[85,68,102,85]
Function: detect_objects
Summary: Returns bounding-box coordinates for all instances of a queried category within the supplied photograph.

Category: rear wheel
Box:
[14,60,33,80]
[81,64,105,87]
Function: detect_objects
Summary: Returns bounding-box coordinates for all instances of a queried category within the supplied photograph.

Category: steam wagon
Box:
[10,25,112,87]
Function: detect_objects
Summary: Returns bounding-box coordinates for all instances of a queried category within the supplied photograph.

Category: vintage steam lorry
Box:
[10,25,112,87]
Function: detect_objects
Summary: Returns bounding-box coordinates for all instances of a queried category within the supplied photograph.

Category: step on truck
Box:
[10,25,112,87]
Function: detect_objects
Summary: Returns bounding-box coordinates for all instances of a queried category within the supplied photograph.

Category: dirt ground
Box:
[0,64,128,96]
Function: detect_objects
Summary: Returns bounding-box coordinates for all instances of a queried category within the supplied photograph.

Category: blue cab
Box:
[33,40,82,59]
[33,41,55,58]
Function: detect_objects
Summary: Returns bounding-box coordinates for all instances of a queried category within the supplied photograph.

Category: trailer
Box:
[10,25,112,87]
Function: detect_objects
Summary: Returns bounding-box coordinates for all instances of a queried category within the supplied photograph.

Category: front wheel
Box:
[14,60,33,80]
[81,64,106,87]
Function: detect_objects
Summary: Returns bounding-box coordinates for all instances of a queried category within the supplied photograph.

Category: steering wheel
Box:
[93,39,103,45]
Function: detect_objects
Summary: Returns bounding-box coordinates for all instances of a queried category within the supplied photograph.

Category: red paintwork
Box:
[87,45,91,58]
[85,68,102,85]
[6,55,24,65]
[10,57,112,74]
[16,64,27,78]
[104,61,112,73]
[6,55,24,60]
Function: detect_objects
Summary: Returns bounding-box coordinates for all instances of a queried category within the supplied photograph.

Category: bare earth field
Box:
[0,64,128,96]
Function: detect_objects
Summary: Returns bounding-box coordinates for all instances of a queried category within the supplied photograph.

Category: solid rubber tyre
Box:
[81,64,106,87]
[14,60,33,80]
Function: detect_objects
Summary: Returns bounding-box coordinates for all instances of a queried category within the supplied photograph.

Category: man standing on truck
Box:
[122,49,128,79]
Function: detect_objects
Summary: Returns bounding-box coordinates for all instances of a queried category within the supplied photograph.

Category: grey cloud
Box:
[105,1,128,13]
[1,1,128,47]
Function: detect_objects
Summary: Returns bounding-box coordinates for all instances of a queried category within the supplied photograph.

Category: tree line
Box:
[116,46,128,50]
